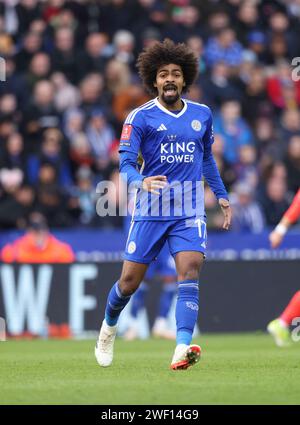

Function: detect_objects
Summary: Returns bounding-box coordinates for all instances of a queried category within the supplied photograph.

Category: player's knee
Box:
[119,274,139,296]
[178,261,202,281]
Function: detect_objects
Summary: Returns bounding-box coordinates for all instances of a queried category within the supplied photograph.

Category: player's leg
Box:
[267,290,300,347]
[95,220,167,367]
[95,260,148,366]
[170,251,204,369]
[122,251,158,341]
[168,218,207,370]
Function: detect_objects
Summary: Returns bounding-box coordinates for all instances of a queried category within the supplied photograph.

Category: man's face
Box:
[154,64,185,105]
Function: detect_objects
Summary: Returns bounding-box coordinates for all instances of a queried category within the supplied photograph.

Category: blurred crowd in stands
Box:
[0,0,300,233]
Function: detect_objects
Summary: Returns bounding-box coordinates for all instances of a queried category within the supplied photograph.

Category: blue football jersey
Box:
[119,98,214,221]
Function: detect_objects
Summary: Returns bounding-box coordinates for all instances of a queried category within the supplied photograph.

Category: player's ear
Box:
[153,81,157,88]
[183,81,186,87]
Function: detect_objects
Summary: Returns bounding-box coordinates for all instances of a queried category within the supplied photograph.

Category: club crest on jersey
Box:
[121,124,132,140]
[191,120,201,131]
[127,241,136,254]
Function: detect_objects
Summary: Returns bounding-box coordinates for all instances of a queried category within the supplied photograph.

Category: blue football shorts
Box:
[123,217,207,264]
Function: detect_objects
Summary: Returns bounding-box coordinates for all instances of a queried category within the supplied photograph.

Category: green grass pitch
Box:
[1,333,300,405]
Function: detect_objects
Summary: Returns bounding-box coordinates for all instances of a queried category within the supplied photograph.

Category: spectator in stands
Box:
[34,162,72,227]
[14,30,43,70]
[259,176,291,226]
[186,35,206,75]
[0,93,20,125]
[51,26,79,84]
[1,212,75,262]
[236,2,261,46]
[0,180,34,229]
[277,109,300,153]
[105,59,131,97]
[69,132,95,176]
[63,108,85,144]
[51,71,80,113]
[211,133,237,191]
[0,33,15,58]
[214,99,254,164]
[284,135,300,195]
[231,182,265,233]
[164,4,204,43]
[268,10,300,59]
[205,27,243,68]
[0,132,27,176]
[112,83,150,126]
[236,145,258,190]
[68,166,97,226]
[77,32,112,80]
[25,52,52,93]
[113,30,136,70]
[79,72,109,116]
[267,61,300,111]
[86,108,115,176]
[15,0,41,38]
[27,127,72,188]
[255,117,278,158]
[0,117,16,145]
[22,79,60,150]
[246,31,266,62]
[242,65,269,124]
[201,61,242,108]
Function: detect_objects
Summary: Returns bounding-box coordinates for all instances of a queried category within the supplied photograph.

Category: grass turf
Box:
[1,333,300,405]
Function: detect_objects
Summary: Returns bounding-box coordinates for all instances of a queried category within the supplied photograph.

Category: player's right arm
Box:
[269,188,300,248]
[118,111,167,194]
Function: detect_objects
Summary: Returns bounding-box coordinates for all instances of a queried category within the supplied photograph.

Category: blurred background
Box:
[0,0,299,339]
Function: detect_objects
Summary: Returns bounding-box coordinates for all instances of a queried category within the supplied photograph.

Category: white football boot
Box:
[170,343,201,370]
[95,320,118,367]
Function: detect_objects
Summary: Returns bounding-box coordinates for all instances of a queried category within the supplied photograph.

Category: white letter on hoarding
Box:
[0,265,52,335]
[69,265,98,334]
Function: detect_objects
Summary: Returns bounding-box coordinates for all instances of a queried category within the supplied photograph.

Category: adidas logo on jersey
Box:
[157,124,167,131]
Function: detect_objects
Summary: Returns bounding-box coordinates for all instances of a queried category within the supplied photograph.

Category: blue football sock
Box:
[105,281,131,326]
[130,282,148,318]
[158,282,177,318]
[175,280,199,345]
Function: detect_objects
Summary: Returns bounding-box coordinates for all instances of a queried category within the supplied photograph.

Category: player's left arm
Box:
[202,109,231,230]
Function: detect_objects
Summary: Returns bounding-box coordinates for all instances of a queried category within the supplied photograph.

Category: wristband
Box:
[274,223,287,236]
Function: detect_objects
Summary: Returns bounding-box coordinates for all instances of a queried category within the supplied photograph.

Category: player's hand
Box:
[218,198,231,230]
[142,176,168,195]
[269,230,284,249]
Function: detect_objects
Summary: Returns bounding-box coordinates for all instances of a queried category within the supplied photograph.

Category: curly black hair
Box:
[136,39,198,96]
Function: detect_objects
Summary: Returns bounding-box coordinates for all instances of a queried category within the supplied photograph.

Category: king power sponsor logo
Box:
[160,141,196,163]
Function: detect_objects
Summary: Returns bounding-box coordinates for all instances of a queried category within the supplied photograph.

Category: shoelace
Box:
[98,332,115,353]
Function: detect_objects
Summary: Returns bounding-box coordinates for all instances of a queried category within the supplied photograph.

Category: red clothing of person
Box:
[1,233,75,263]
[267,77,300,109]
[284,189,300,224]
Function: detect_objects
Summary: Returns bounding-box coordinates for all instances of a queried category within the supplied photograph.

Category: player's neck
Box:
[157,97,183,112]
